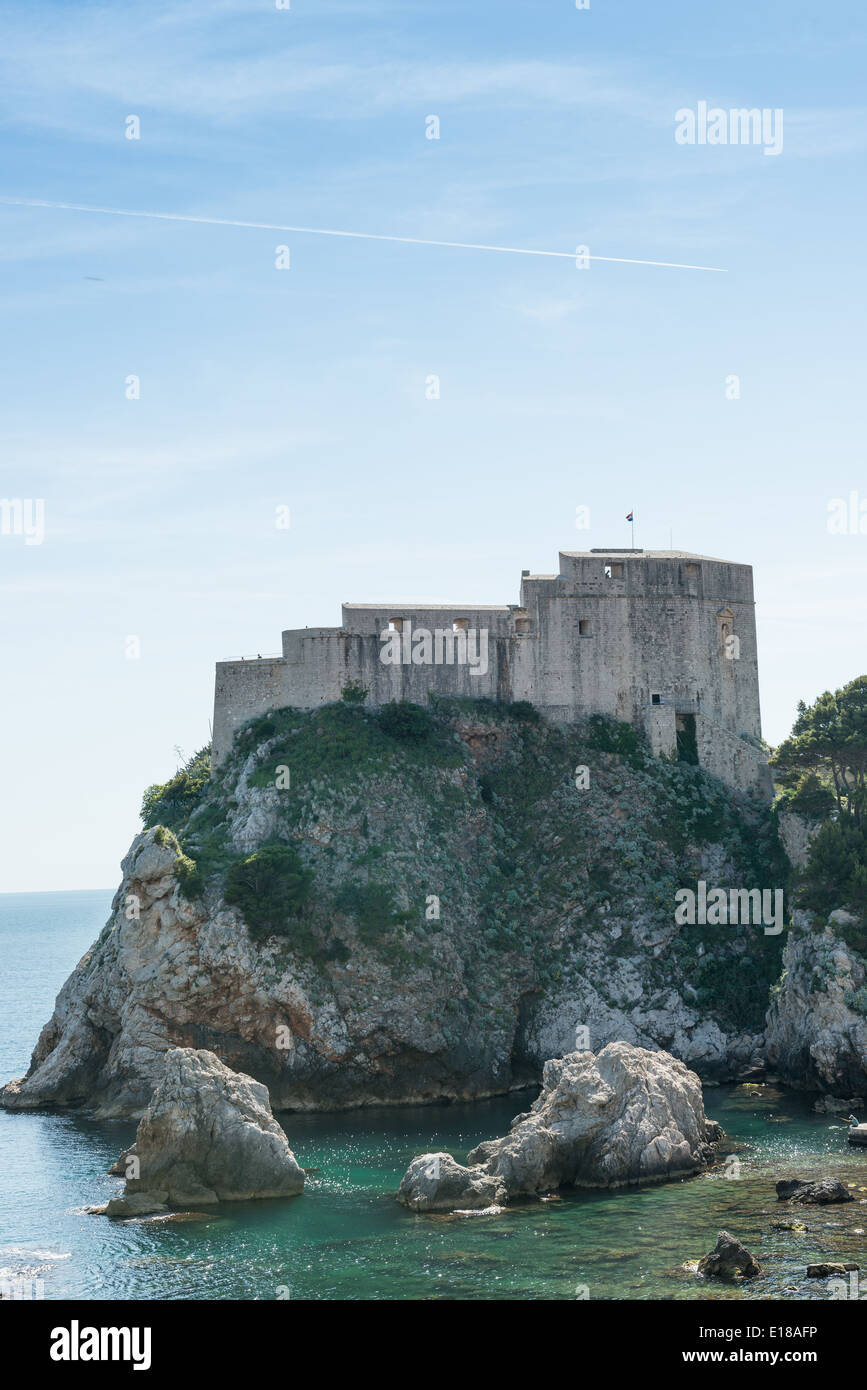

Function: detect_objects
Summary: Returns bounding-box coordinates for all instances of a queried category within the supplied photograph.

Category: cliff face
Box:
[765,911,867,1096]
[0,700,806,1119]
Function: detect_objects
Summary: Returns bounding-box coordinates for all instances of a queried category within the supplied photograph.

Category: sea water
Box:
[1,890,864,1301]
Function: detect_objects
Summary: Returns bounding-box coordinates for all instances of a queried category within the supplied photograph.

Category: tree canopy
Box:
[773,676,867,934]
[771,676,867,824]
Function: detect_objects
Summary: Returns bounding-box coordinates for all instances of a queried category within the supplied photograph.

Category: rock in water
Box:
[397,1154,507,1213]
[102,1048,304,1215]
[806,1262,859,1278]
[396,1043,722,1210]
[699,1231,762,1280]
[848,1124,867,1146]
[776,1178,854,1205]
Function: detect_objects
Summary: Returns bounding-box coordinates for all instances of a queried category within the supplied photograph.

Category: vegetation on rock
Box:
[772,676,867,929]
[139,697,791,1041]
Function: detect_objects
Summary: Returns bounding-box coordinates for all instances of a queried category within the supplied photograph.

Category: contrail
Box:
[0,195,727,273]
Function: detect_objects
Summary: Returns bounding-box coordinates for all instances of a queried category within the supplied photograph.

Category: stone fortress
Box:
[212,549,771,797]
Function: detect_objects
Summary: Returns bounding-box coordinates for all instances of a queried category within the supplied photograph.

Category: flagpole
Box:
[631,512,634,549]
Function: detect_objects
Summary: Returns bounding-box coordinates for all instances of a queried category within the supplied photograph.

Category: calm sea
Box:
[0,889,864,1300]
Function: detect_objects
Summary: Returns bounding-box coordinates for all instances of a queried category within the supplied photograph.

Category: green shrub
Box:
[141,746,211,830]
[586,714,640,759]
[175,853,204,901]
[223,843,314,941]
[508,700,540,723]
[844,985,867,1017]
[322,938,351,964]
[376,701,434,743]
[779,773,836,821]
[335,881,412,941]
[340,682,369,705]
[151,825,180,851]
[799,819,867,923]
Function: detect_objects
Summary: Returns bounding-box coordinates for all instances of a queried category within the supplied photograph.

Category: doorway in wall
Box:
[675,712,699,765]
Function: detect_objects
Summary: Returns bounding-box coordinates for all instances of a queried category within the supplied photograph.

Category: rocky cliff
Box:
[765,910,867,1096]
[2,697,857,1119]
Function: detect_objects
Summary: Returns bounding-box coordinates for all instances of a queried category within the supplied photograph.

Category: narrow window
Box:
[452,618,469,632]
[387,618,403,632]
[605,562,624,580]
[651,693,663,706]
[578,619,591,636]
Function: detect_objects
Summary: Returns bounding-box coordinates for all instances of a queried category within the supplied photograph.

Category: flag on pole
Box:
[625,511,633,521]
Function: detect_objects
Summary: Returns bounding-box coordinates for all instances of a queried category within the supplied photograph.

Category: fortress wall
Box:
[646,703,678,758]
[341,604,516,638]
[282,615,516,708]
[212,659,291,766]
[525,581,633,720]
[697,719,773,799]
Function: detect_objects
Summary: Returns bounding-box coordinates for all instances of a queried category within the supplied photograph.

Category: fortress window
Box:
[578,619,591,636]
[605,562,624,580]
[651,693,663,705]
[387,618,404,632]
[685,563,700,578]
[452,618,469,632]
[515,617,530,634]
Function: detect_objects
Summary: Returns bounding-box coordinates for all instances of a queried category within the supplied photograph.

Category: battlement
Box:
[212,548,770,798]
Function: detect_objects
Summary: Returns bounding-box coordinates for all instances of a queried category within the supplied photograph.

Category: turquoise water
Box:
[1,890,865,1300]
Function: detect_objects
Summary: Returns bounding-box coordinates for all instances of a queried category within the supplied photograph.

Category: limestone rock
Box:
[397,1154,506,1213]
[102,1192,169,1219]
[397,1043,722,1210]
[765,922,867,1096]
[698,1231,762,1280]
[776,1178,854,1205]
[776,810,820,871]
[104,1047,304,1213]
[848,1124,867,1146]
[814,1095,863,1114]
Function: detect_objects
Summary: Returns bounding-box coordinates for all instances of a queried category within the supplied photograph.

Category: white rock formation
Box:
[101,1048,304,1215]
[397,1042,722,1210]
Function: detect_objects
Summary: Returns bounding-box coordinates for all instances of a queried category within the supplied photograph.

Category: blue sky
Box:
[1,0,866,890]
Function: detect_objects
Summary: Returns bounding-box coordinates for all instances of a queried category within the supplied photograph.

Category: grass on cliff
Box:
[249,701,462,777]
[140,699,790,1034]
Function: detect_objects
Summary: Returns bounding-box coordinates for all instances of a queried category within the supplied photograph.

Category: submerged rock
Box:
[98,1048,304,1215]
[397,1043,722,1211]
[776,1178,854,1205]
[698,1231,762,1281]
[806,1262,859,1278]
